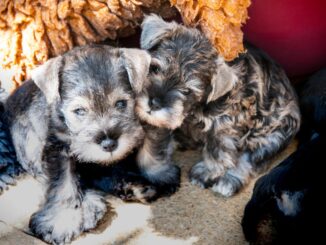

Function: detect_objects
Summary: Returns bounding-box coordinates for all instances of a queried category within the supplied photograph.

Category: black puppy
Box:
[241,68,326,244]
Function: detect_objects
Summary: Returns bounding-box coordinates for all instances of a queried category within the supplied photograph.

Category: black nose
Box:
[100,138,118,152]
[149,97,162,111]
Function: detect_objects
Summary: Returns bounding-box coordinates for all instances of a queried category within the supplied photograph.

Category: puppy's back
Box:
[4,80,45,124]
[2,80,49,176]
[234,43,296,103]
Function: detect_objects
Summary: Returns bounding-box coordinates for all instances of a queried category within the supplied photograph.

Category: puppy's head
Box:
[31,45,150,164]
[137,15,237,129]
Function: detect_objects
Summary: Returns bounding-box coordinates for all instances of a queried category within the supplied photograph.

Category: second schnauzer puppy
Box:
[137,15,301,197]
[4,45,149,244]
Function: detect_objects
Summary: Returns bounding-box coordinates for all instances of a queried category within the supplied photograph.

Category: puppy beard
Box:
[70,127,144,164]
[136,95,185,130]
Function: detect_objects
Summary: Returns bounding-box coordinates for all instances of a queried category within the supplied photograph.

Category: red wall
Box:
[243,0,326,77]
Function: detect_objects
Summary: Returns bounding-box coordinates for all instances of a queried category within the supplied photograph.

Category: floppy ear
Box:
[120,48,151,94]
[31,56,63,104]
[207,58,238,103]
[140,14,177,50]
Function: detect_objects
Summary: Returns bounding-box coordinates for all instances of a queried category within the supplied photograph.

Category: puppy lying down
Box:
[2,45,159,244]
[241,69,326,244]
[136,15,301,197]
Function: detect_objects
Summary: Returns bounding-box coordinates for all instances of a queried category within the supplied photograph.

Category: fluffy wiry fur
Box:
[242,69,326,244]
[3,45,152,244]
[136,15,301,197]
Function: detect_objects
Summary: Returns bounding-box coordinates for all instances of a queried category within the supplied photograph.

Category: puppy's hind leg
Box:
[212,128,294,197]
[214,112,300,197]
[137,126,180,200]
[250,111,300,168]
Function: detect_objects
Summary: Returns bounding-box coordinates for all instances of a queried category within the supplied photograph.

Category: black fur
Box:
[78,151,180,203]
[242,68,326,244]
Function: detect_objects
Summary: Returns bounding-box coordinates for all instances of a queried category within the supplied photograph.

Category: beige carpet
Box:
[0,140,297,245]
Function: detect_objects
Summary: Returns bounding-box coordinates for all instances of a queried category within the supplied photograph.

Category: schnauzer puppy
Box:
[3,45,150,244]
[242,68,326,244]
[136,15,301,197]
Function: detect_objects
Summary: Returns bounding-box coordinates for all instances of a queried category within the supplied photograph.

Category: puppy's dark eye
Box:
[73,108,87,116]
[149,64,160,75]
[180,88,191,95]
[115,100,127,109]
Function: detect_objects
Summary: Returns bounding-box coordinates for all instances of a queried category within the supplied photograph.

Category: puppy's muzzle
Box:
[95,130,121,153]
[148,97,162,111]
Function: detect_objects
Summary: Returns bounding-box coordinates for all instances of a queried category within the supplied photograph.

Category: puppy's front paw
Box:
[116,180,158,203]
[147,164,181,197]
[211,174,243,197]
[29,203,83,244]
[81,190,107,230]
[30,191,107,244]
[143,164,181,201]
[189,161,215,188]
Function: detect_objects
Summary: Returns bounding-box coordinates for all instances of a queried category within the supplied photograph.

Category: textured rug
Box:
[0,141,297,245]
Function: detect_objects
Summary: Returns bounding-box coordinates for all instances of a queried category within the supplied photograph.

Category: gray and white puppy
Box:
[136,15,301,197]
[4,45,149,244]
